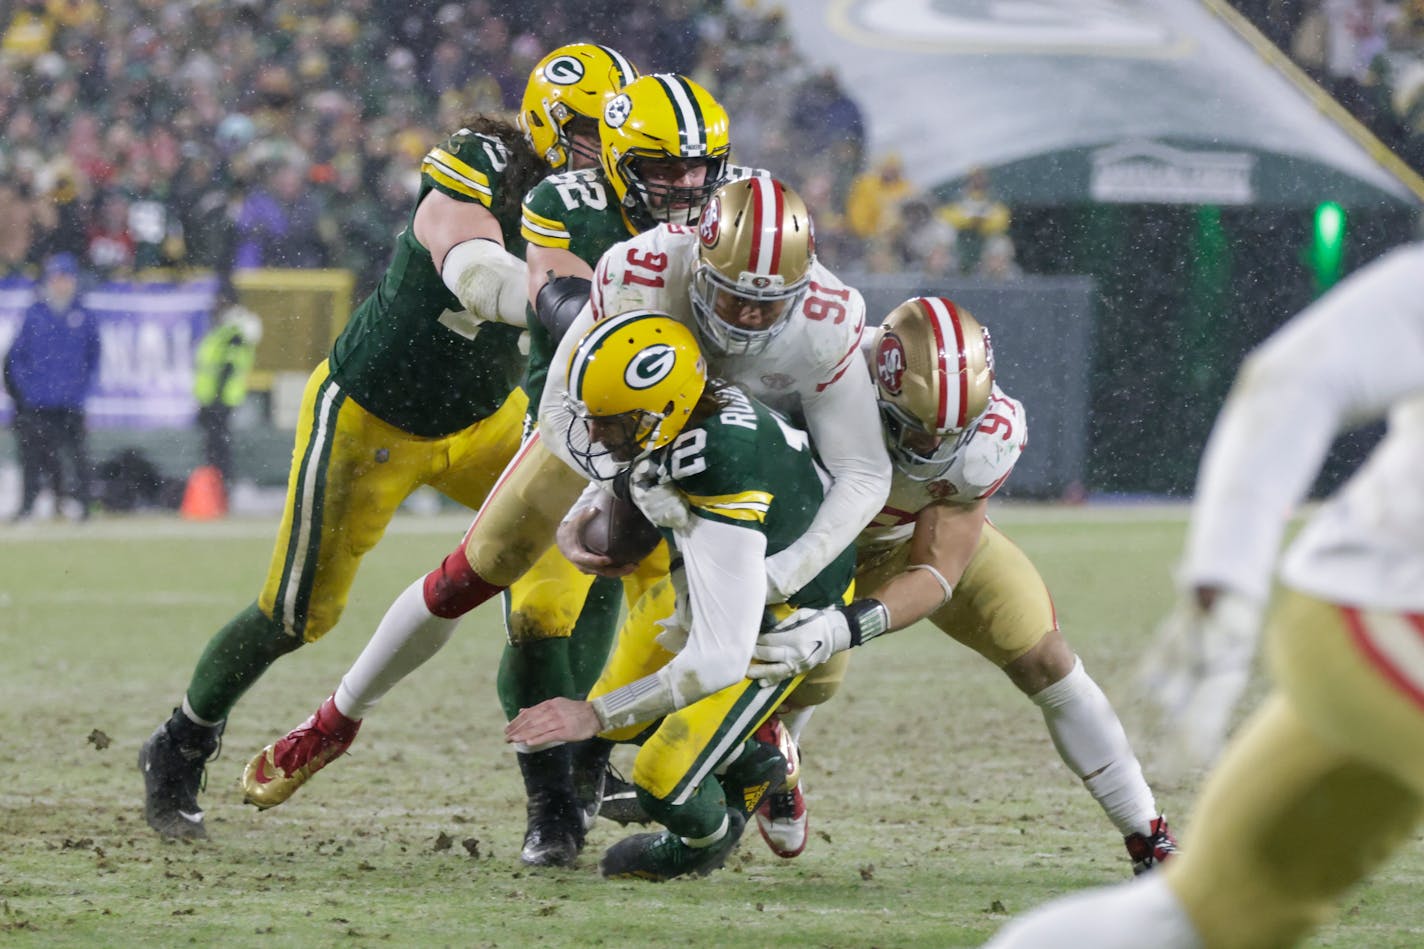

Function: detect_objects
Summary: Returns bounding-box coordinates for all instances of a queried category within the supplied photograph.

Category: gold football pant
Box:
[788,520,1057,708]
[590,582,806,804]
[257,361,527,641]
[454,427,670,643]
[1165,589,1424,949]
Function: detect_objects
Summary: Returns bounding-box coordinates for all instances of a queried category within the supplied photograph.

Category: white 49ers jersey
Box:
[858,384,1027,552]
[1183,241,1424,611]
[588,224,868,415]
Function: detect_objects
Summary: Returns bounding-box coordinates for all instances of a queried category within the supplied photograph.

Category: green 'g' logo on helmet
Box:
[625,344,676,389]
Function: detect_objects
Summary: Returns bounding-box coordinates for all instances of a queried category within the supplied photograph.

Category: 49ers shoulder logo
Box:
[876,332,907,394]
[625,344,676,389]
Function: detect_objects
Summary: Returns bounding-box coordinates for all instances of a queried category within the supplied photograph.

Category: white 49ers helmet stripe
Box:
[747,176,784,275]
[919,296,959,430]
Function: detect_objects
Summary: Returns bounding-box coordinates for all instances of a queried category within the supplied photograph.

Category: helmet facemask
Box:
[621,155,727,226]
[563,397,670,481]
[690,261,807,357]
[878,399,978,482]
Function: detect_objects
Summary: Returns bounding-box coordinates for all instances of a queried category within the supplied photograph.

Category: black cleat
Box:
[570,738,612,832]
[139,709,223,839]
[600,808,746,881]
[598,765,653,826]
[717,737,788,817]
[517,747,585,867]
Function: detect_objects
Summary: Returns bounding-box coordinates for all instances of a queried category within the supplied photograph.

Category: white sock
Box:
[680,812,729,848]
[180,695,222,727]
[1030,656,1157,837]
[777,705,815,744]
[334,578,461,720]
[984,874,1203,949]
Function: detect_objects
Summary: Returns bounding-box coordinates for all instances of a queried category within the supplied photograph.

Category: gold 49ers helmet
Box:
[564,310,708,479]
[872,297,995,481]
[599,73,730,229]
[691,176,814,357]
[520,44,638,172]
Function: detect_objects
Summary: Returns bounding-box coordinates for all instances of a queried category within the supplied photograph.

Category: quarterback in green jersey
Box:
[506,310,856,881]
[139,43,636,840]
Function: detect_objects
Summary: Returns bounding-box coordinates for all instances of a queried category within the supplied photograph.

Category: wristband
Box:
[841,598,890,647]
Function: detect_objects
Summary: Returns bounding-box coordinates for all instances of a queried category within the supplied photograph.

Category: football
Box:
[579,490,662,566]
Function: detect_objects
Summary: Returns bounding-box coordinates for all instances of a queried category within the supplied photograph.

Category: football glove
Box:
[627,457,689,529]
[748,599,889,684]
[1136,587,1263,772]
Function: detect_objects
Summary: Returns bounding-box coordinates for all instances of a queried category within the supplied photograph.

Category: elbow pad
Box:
[441,238,528,327]
[535,275,592,345]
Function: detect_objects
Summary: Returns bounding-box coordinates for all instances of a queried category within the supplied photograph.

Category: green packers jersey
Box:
[328,128,529,438]
[653,386,856,610]
[518,168,639,411]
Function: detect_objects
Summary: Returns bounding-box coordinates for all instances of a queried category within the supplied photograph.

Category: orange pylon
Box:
[180,465,228,520]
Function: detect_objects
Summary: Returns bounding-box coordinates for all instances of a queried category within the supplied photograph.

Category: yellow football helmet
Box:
[564,310,708,478]
[520,43,638,172]
[599,73,731,229]
[871,297,996,481]
[691,176,814,356]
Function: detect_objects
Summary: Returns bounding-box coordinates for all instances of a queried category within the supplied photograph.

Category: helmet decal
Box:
[876,332,907,395]
[625,343,677,390]
[699,194,721,246]
[604,93,632,128]
[544,55,586,85]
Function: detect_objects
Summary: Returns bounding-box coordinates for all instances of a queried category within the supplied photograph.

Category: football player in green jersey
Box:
[239,74,765,870]
[139,43,636,840]
[505,310,856,881]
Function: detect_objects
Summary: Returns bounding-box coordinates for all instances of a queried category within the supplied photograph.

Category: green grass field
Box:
[2,507,1420,948]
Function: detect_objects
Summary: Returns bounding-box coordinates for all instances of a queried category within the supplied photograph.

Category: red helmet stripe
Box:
[918,298,950,430]
[943,299,970,429]
[745,177,783,275]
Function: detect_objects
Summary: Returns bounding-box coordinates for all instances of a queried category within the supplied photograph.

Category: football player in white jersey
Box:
[749,296,1175,870]
[544,175,889,604]
[238,177,890,855]
[985,242,1424,948]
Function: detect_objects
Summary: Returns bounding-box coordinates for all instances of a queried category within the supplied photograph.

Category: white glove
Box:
[1135,587,1263,772]
[748,607,852,684]
[629,457,689,529]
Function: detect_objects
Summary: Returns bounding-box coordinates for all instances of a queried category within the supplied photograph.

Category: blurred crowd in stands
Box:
[2,0,1421,294]
[0,0,1025,293]
[1238,0,1424,169]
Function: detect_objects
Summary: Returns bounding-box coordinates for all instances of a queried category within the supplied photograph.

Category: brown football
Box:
[579,491,662,566]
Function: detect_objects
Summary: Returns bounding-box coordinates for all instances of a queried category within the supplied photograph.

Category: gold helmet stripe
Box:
[650,73,706,156]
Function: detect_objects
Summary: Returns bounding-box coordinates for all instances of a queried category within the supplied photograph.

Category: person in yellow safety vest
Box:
[193,291,262,484]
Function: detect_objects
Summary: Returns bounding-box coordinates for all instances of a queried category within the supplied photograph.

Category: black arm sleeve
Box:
[534,275,592,346]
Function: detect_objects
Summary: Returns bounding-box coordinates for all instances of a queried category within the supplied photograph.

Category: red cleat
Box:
[242,695,360,810]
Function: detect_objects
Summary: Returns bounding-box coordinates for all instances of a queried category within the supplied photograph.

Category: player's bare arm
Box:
[526,243,593,306]
[871,497,986,629]
[413,189,527,326]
